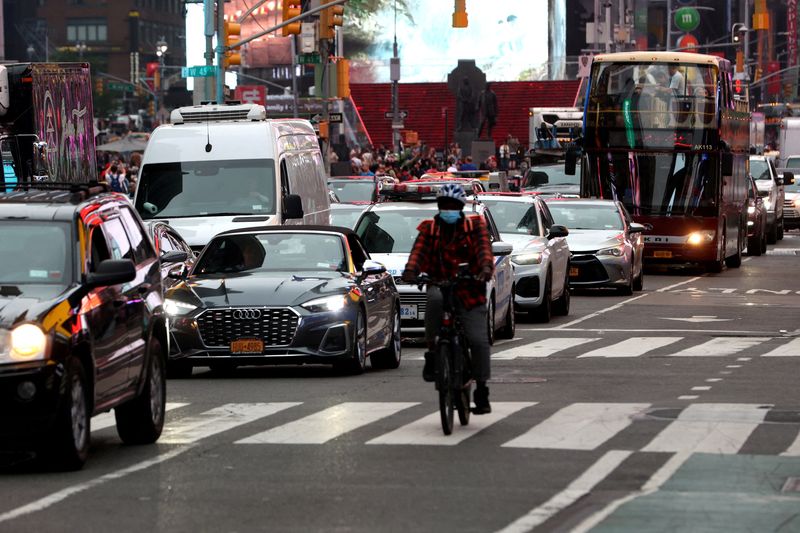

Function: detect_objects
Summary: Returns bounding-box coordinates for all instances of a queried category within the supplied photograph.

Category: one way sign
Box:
[384,110,409,120]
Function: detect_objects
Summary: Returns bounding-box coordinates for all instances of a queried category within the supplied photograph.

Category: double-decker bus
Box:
[574,52,750,272]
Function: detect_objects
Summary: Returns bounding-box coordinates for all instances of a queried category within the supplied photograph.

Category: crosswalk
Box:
[407,336,800,360]
[92,401,800,457]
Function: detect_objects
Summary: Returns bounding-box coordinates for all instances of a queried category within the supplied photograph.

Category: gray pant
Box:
[424,286,491,382]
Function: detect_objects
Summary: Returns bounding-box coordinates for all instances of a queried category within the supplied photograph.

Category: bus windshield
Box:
[586,62,719,150]
[584,151,718,217]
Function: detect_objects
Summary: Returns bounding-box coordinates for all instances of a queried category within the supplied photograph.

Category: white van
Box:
[133,103,330,249]
[778,117,800,168]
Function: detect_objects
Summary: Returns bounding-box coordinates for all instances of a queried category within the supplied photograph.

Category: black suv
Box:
[0,184,174,469]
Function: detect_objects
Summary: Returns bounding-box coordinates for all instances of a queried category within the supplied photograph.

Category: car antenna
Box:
[205,111,212,153]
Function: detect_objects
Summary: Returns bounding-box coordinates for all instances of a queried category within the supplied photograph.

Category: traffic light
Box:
[282,2,302,36]
[336,59,350,99]
[734,78,742,95]
[319,0,344,40]
[148,100,155,117]
[223,21,242,69]
[453,0,468,28]
[95,78,104,96]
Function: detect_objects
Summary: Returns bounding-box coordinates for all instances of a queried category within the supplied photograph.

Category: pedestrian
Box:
[478,82,499,139]
[106,164,129,194]
[499,136,511,171]
[460,155,478,171]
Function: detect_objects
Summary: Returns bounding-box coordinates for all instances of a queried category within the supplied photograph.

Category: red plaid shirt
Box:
[403,213,495,310]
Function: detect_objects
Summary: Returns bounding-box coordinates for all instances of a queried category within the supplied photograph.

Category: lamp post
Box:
[155,38,168,124]
[76,41,87,60]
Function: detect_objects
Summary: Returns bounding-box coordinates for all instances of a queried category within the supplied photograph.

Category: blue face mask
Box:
[438,210,462,224]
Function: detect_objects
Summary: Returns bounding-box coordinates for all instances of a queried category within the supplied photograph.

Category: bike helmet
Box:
[437,183,467,205]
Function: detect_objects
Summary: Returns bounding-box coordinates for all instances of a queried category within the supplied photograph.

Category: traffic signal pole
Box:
[216,0,225,104]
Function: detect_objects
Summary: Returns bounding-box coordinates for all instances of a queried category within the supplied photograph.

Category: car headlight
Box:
[686,230,715,245]
[596,245,624,257]
[164,298,197,316]
[747,205,756,214]
[511,252,543,265]
[301,294,348,313]
[8,324,47,362]
[763,198,773,210]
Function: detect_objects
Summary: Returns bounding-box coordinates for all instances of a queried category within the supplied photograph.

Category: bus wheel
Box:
[706,233,725,273]
[725,230,742,268]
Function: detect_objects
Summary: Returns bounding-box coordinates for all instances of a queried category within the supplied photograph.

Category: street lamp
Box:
[155,38,168,124]
[75,41,87,60]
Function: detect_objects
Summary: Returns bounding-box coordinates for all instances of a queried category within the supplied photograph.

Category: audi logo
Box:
[232,309,262,320]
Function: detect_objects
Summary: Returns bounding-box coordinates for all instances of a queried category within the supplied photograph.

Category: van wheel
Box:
[42,358,90,471]
[115,337,166,445]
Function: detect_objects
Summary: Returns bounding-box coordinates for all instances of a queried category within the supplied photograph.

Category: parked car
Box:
[165,226,401,376]
[146,221,195,288]
[327,176,383,204]
[546,198,645,295]
[745,175,768,255]
[519,161,581,197]
[330,202,370,229]
[476,193,571,321]
[749,155,785,243]
[354,182,514,344]
[0,185,168,470]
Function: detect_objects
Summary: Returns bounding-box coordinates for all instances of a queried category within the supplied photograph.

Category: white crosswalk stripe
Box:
[781,430,800,456]
[160,403,301,444]
[236,402,418,444]
[367,402,536,446]
[93,402,189,432]
[641,403,767,454]
[762,337,800,357]
[502,403,650,450]
[495,338,599,359]
[670,337,772,357]
[578,337,683,358]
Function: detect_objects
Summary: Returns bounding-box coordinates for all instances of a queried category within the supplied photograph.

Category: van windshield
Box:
[135,159,276,219]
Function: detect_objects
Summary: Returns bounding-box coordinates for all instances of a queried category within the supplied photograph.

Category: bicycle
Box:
[416,272,475,435]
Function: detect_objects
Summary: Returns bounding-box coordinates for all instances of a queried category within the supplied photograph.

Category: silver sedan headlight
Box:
[511,251,543,265]
[596,245,624,257]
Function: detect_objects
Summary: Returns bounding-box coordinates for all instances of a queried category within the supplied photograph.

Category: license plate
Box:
[230,339,264,354]
[569,267,579,277]
[400,304,418,319]
[654,251,673,258]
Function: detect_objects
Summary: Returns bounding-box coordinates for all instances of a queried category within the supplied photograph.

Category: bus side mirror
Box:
[721,153,733,176]
[565,148,578,176]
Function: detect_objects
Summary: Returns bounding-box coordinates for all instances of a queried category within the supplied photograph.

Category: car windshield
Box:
[330,207,365,229]
[195,233,346,274]
[750,159,772,181]
[328,180,376,203]
[547,203,624,230]
[0,222,71,285]
[522,164,580,190]
[786,156,800,169]
[135,159,276,219]
[480,200,539,235]
[356,208,435,254]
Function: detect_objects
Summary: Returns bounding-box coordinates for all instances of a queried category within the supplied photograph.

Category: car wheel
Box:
[486,297,496,346]
[633,261,644,291]
[115,336,166,445]
[371,306,402,369]
[767,222,778,244]
[778,219,785,240]
[552,272,571,315]
[42,358,90,471]
[338,309,367,375]
[497,291,516,339]
[617,268,634,295]
[167,359,193,379]
[761,227,768,254]
[531,271,552,323]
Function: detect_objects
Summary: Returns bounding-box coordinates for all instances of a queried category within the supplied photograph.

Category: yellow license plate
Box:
[654,251,673,258]
[230,339,264,354]
[569,267,579,277]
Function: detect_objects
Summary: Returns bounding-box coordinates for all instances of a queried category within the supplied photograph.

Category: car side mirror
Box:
[548,225,569,239]
[161,250,188,264]
[167,264,188,280]
[783,171,795,185]
[359,259,386,278]
[85,259,136,289]
[491,242,513,256]
[283,193,304,220]
[629,222,646,233]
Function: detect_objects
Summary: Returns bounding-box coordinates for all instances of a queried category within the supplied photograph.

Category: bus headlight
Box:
[686,230,715,246]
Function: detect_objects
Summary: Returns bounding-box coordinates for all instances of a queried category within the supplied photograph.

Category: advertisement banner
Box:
[234,85,267,106]
[789,0,798,68]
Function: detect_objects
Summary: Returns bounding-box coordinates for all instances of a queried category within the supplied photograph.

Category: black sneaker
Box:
[472,386,491,415]
[422,351,436,382]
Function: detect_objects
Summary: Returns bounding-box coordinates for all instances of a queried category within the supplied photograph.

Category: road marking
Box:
[691,386,711,391]
[742,256,753,263]
[762,337,800,357]
[678,395,699,400]
[236,402,418,444]
[737,357,752,361]
[494,337,598,359]
[494,450,632,533]
[159,403,301,444]
[726,365,742,368]
[502,403,650,450]
[553,293,649,330]
[670,337,772,357]
[781,431,800,456]
[570,451,692,533]
[92,402,189,432]
[642,403,767,454]
[517,327,774,335]
[0,445,191,524]
[578,337,682,358]
[657,276,702,292]
[660,316,732,323]
[705,378,723,382]
[366,402,535,446]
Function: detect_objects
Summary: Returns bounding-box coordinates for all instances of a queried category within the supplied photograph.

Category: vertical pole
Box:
[321,38,330,174]
[605,2,612,53]
[594,0,601,50]
[216,0,225,104]
[666,0,672,50]
[744,0,751,80]
[291,37,299,118]
[204,0,215,103]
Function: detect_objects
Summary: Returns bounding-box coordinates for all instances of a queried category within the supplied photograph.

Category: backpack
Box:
[109,173,128,194]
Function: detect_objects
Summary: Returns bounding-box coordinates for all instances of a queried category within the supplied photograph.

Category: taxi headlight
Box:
[9,324,47,361]
[763,198,773,210]
[596,245,624,257]
[301,294,348,313]
[686,230,715,246]
[511,252,543,265]
[164,299,197,316]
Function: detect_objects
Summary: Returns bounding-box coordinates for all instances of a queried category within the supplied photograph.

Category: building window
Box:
[66,19,108,43]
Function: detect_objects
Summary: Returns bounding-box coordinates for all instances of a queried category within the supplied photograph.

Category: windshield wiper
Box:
[0,285,22,297]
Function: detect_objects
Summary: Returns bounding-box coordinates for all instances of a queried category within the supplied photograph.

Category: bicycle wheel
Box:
[437,343,454,435]
[456,380,471,426]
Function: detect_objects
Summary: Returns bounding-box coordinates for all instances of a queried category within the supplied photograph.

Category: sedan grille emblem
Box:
[232,309,262,320]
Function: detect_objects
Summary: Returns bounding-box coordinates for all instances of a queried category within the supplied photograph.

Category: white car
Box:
[476,193,571,321]
[355,194,515,345]
[749,155,785,243]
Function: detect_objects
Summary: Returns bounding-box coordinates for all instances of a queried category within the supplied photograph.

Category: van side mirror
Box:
[783,171,795,185]
[283,193,304,220]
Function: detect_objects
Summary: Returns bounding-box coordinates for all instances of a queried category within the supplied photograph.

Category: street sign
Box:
[674,7,700,32]
[234,85,267,106]
[107,82,135,92]
[384,110,409,120]
[297,52,321,65]
[181,65,216,78]
[329,112,343,124]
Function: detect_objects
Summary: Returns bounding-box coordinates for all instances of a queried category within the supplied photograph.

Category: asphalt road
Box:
[2,235,800,532]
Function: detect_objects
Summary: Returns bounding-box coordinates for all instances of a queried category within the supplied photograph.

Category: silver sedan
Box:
[545,199,645,295]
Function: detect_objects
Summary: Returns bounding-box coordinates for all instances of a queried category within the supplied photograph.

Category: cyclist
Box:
[401,183,495,414]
